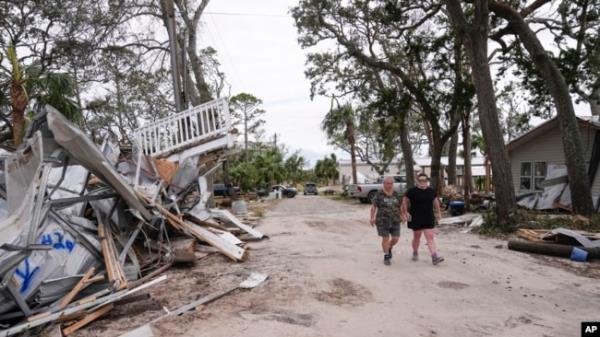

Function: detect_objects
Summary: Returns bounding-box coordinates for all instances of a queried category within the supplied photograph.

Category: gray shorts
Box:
[376,221,400,237]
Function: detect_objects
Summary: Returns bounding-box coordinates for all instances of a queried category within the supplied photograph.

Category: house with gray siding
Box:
[507,116,600,201]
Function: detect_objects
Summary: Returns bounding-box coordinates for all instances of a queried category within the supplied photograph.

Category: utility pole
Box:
[164,0,183,112]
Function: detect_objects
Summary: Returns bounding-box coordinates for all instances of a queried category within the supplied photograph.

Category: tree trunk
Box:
[447,0,517,228]
[10,83,27,147]
[186,30,212,103]
[447,129,458,185]
[400,114,415,188]
[462,111,473,210]
[590,88,600,116]
[489,1,594,215]
[347,121,358,184]
[424,119,434,157]
[430,140,444,194]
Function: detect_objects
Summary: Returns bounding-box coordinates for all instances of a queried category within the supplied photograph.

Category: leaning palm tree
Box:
[322,103,357,184]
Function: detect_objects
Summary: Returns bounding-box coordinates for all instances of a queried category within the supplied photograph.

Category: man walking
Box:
[401,173,444,265]
[370,176,402,265]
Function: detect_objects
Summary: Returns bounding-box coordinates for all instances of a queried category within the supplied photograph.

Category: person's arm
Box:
[433,197,442,223]
[401,196,408,223]
[370,204,377,227]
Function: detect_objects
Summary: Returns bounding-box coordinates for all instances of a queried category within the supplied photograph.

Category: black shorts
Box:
[407,222,435,231]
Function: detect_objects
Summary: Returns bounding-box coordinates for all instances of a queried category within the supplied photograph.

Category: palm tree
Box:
[1,46,80,147]
[322,103,358,184]
[315,154,339,186]
[3,46,28,147]
[254,148,286,188]
[284,152,305,185]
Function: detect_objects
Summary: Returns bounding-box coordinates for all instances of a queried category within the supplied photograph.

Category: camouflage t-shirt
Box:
[373,190,401,224]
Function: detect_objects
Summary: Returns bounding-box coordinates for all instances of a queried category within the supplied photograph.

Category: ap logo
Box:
[582,322,600,336]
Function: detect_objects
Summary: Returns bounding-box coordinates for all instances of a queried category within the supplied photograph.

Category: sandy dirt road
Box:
[81,195,600,337]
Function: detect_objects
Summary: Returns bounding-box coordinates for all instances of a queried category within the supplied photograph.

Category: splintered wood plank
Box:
[139,193,247,261]
[517,229,545,242]
[61,303,114,336]
[59,267,96,310]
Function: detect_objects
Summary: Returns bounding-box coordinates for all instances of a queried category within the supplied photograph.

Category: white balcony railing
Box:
[133,98,231,157]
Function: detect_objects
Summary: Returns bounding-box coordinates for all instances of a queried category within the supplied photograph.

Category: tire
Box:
[367,191,377,204]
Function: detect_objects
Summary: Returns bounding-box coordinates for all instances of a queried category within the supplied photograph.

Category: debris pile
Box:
[509,228,600,261]
[0,99,264,336]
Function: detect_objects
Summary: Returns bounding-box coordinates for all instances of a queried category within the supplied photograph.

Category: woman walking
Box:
[370,176,402,265]
[401,173,444,265]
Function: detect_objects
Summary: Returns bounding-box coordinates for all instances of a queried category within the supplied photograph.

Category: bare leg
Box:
[389,236,400,250]
[424,229,437,256]
[381,236,391,254]
[412,230,422,254]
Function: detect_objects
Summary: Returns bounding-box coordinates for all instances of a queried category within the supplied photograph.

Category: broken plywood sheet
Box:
[208,208,264,239]
[154,159,177,185]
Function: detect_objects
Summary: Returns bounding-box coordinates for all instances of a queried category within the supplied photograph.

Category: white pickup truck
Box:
[348,175,407,204]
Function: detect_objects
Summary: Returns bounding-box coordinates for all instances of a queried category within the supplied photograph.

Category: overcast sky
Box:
[200,0,339,167]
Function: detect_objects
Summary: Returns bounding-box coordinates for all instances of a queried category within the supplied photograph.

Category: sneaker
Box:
[384,255,391,265]
[411,252,418,261]
[432,255,445,265]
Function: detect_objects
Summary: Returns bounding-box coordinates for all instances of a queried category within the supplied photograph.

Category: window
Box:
[520,161,547,191]
[534,162,547,190]
[520,162,531,190]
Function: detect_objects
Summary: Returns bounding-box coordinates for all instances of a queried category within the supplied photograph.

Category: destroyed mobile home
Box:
[0,98,266,336]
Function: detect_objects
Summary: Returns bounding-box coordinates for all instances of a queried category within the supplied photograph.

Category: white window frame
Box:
[520,161,547,191]
[520,162,532,191]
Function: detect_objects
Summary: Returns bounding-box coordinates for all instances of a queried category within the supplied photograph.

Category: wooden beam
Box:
[61,303,114,336]
[139,193,247,261]
[59,267,96,310]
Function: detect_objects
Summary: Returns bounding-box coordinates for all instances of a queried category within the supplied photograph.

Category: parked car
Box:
[213,183,240,197]
[348,175,406,203]
[303,182,318,195]
[271,185,297,198]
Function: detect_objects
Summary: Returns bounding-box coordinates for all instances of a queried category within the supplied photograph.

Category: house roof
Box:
[507,116,600,152]
[413,156,486,166]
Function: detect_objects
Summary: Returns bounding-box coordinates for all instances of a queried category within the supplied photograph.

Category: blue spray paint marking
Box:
[41,234,53,245]
[14,258,39,294]
[40,231,75,253]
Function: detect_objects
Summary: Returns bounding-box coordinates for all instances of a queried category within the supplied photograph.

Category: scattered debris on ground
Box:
[437,213,483,233]
[0,99,267,336]
[509,227,600,262]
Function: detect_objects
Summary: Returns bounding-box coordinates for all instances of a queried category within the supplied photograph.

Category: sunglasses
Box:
[417,178,428,182]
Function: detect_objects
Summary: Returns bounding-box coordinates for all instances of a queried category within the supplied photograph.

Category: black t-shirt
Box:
[405,186,436,226]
